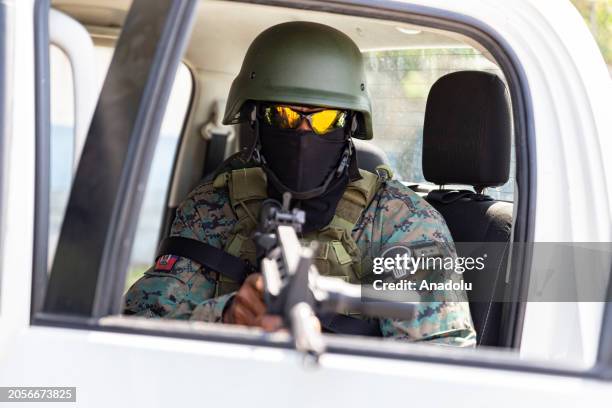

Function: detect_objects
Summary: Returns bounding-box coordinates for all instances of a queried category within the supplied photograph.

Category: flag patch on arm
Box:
[155,255,179,272]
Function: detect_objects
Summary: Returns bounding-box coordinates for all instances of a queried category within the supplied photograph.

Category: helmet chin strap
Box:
[248,105,357,201]
[244,105,261,163]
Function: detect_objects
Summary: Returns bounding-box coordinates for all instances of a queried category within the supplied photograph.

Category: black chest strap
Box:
[157,236,381,337]
[157,236,252,283]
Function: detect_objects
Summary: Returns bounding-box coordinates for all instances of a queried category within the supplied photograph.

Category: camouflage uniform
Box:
[124,178,476,347]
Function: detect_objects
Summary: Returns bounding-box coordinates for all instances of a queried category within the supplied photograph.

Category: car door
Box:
[2,0,612,406]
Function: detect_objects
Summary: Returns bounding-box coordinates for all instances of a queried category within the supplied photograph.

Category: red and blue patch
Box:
[154,255,179,272]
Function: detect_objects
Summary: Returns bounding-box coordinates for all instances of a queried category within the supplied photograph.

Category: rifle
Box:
[254,192,417,357]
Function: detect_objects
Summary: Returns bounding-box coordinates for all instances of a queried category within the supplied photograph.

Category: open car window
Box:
[32,0,612,382]
[47,21,193,291]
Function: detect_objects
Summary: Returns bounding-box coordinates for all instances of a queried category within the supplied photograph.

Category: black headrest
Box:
[422,71,511,190]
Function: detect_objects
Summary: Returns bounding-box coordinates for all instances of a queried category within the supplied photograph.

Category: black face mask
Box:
[259,122,350,232]
[259,122,348,194]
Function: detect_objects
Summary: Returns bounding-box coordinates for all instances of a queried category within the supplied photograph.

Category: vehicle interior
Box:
[46,0,518,349]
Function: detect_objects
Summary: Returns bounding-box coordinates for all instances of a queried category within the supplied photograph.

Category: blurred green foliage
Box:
[571,0,612,67]
[125,264,148,292]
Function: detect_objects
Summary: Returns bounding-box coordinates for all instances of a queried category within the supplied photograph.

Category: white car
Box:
[0,0,611,406]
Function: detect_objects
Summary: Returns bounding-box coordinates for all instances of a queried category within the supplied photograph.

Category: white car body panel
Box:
[2,326,612,407]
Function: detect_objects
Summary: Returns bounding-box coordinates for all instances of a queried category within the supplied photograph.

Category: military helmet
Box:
[222,21,373,139]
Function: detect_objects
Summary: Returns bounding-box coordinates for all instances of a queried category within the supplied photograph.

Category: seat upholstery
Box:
[422,71,513,347]
[353,139,389,174]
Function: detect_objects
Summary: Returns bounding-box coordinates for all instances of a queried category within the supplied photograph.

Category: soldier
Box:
[124,21,476,346]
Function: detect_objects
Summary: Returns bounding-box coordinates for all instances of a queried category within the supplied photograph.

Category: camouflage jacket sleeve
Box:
[123,182,237,322]
[366,181,477,347]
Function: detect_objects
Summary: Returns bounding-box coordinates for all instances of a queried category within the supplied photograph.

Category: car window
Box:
[125,63,192,290]
[49,44,192,278]
[37,0,612,378]
[363,47,515,201]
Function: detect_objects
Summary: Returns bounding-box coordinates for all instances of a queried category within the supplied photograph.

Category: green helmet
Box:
[222,21,373,139]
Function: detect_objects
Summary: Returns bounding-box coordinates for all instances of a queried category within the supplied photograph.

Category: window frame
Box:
[0,0,11,316]
[32,0,612,382]
[48,9,97,172]
[597,280,612,379]
[32,0,52,317]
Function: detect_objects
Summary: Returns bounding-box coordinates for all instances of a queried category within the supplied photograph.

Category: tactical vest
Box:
[211,166,383,297]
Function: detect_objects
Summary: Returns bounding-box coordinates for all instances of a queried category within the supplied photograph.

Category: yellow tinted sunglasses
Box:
[262,105,348,135]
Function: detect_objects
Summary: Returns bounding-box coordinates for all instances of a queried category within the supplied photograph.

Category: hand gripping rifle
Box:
[254,192,416,358]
